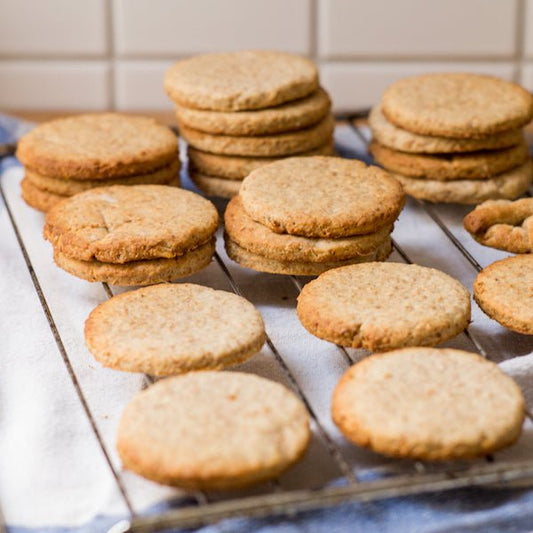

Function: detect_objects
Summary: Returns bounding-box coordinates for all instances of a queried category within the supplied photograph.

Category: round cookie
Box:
[44,185,219,263]
[297,262,471,351]
[474,255,533,335]
[21,177,67,212]
[26,159,180,196]
[85,283,265,375]
[464,198,533,253]
[54,239,215,286]
[368,105,524,154]
[392,161,532,204]
[164,50,318,111]
[179,115,334,157]
[225,237,392,276]
[382,73,533,139]
[188,140,336,180]
[332,348,525,460]
[369,140,529,180]
[240,156,405,238]
[190,170,241,199]
[176,88,331,135]
[225,195,393,263]
[17,113,178,179]
[117,371,311,489]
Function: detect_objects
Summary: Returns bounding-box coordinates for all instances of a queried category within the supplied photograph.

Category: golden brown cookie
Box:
[54,239,215,286]
[176,88,331,135]
[179,115,334,157]
[332,348,525,460]
[17,113,178,179]
[85,283,265,375]
[117,371,311,489]
[225,237,392,276]
[368,105,524,154]
[370,140,529,180]
[240,156,405,238]
[44,185,219,263]
[297,262,471,351]
[164,50,319,111]
[21,177,67,212]
[382,73,533,138]
[463,198,533,253]
[189,170,241,199]
[392,161,532,204]
[473,255,533,334]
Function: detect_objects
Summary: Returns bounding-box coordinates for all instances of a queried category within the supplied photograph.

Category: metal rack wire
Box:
[2,116,533,533]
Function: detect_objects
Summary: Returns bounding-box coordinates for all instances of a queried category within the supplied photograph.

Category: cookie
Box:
[26,159,180,196]
[473,255,533,334]
[464,198,533,253]
[85,283,265,375]
[297,262,470,351]
[332,348,525,460]
[44,185,219,263]
[368,105,524,154]
[225,237,392,276]
[54,239,215,286]
[225,195,393,263]
[240,156,405,238]
[176,88,331,135]
[164,50,318,111]
[117,371,310,489]
[187,140,336,180]
[17,113,178,179]
[179,115,334,157]
[189,170,241,199]
[382,73,533,139]
[392,161,532,204]
[21,177,66,212]
[369,140,529,180]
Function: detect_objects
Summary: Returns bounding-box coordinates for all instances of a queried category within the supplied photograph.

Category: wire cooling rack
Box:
[1,117,533,533]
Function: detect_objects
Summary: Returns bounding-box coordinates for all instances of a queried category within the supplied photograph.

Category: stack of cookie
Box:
[164,50,335,198]
[16,113,180,212]
[224,156,405,275]
[369,73,533,204]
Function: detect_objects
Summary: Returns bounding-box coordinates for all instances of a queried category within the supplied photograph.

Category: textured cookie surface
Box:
[16,113,178,179]
[225,195,393,263]
[474,255,533,334]
[21,177,66,212]
[368,105,524,154]
[190,170,241,199]
[332,348,525,460]
[176,88,330,135]
[297,262,471,351]
[179,115,334,157]
[164,50,318,111]
[392,161,532,204]
[370,140,529,180]
[44,185,219,263]
[463,198,533,253]
[117,371,310,489]
[54,239,215,286]
[240,156,405,238]
[85,283,265,375]
[382,73,533,138]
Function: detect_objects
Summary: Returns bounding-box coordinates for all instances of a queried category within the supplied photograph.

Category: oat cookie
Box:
[176,88,330,135]
[17,113,178,179]
[474,255,533,335]
[240,157,405,238]
[117,371,310,489]
[463,198,533,253]
[21,177,66,212]
[189,170,241,199]
[297,262,471,350]
[44,185,219,263]
[164,50,318,111]
[382,73,533,138]
[179,115,334,157]
[368,105,523,154]
[332,348,525,460]
[85,283,265,375]
[370,140,529,180]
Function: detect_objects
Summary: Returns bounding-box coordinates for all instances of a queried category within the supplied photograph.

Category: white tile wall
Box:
[0,0,531,113]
